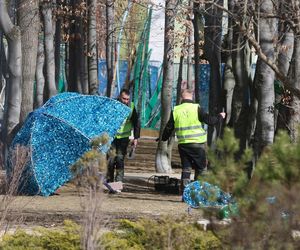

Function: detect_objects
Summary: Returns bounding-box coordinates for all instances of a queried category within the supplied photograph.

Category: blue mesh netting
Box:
[9,92,131,196]
[183,180,233,208]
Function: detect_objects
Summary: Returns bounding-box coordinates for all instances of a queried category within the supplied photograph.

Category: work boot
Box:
[194,167,208,181]
[115,169,124,182]
[180,170,191,191]
[106,168,115,183]
[180,170,191,201]
[180,178,191,194]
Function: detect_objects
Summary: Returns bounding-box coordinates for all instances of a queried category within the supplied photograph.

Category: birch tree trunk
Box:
[155,0,178,173]
[18,0,40,123]
[42,0,57,99]
[88,0,98,94]
[0,0,22,143]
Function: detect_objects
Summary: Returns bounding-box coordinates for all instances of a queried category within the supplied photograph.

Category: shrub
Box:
[204,127,252,196]
[70,134,109,250]
[204,128,300,249]
[0,220,81,250]
[100,217,221,250]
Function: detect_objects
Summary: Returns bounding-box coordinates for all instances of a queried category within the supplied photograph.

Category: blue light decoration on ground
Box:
[8,92,131,196]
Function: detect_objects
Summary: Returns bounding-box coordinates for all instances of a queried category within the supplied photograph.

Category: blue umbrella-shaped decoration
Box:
[8,92,131,196]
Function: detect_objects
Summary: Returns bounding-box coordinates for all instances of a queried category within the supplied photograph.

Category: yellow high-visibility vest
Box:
[116,102,134,139]
[173,103,207,144]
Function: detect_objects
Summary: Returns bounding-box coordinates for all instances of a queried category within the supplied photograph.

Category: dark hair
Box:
[120,88,130,96]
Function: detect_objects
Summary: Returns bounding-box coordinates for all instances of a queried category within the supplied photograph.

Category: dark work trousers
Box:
[107,137,130,182]
[178,143,207,191]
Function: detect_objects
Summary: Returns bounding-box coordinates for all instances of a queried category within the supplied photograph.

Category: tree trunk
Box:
[287,36,300,142]
[0,0,22,143]
[55,15,62,90]
[0,31,8,93]
[68,0,77,92]
[0,32,2,83]
[193,2,201,103]
[276,13,294,132]
[223,13,235,125]
[186,0,194,90]
[232,43,253,152]
[64,42,69,89]
[123,48,136,90]
[253,0,277,156]
[68,0,85,93]
[88,0,98,95]
[176,53,184,105]
[35,32,45,108]
[204,0,223,146]
[106,0,115,97]
[18,0,40,124]
[42,1,57,99]
[80,21,89,94]
[156,0,178,173]
[231,1,253,152]
[223,0,235,125]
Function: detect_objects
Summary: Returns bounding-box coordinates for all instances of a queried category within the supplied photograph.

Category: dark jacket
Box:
[162,99,223,141]
[130,107,141,139]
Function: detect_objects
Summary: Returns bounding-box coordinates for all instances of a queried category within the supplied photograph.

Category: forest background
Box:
[0,0,300,174]
[1,0,300,248]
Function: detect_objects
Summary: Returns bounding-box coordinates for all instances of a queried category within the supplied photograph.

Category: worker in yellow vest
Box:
[107,89,140,183]
[162,89,226,193]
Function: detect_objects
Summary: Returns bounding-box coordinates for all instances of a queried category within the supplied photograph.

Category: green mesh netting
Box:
[132,7,161,129]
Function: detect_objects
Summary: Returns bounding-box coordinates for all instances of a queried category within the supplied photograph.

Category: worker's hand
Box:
[220,112,226,119]
[132,139,138,148]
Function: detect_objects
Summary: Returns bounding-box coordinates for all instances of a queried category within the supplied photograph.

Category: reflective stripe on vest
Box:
[116,102,134,139]
[173,103,207,144]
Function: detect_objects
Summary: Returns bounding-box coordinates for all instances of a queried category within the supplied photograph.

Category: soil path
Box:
[0,139,202,228]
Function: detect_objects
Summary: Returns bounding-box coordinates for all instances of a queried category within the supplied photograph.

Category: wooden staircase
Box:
[125,138,182,173]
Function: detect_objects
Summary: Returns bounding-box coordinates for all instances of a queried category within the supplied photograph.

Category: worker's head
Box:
[119,89,130,105]
[181,89,194,101]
